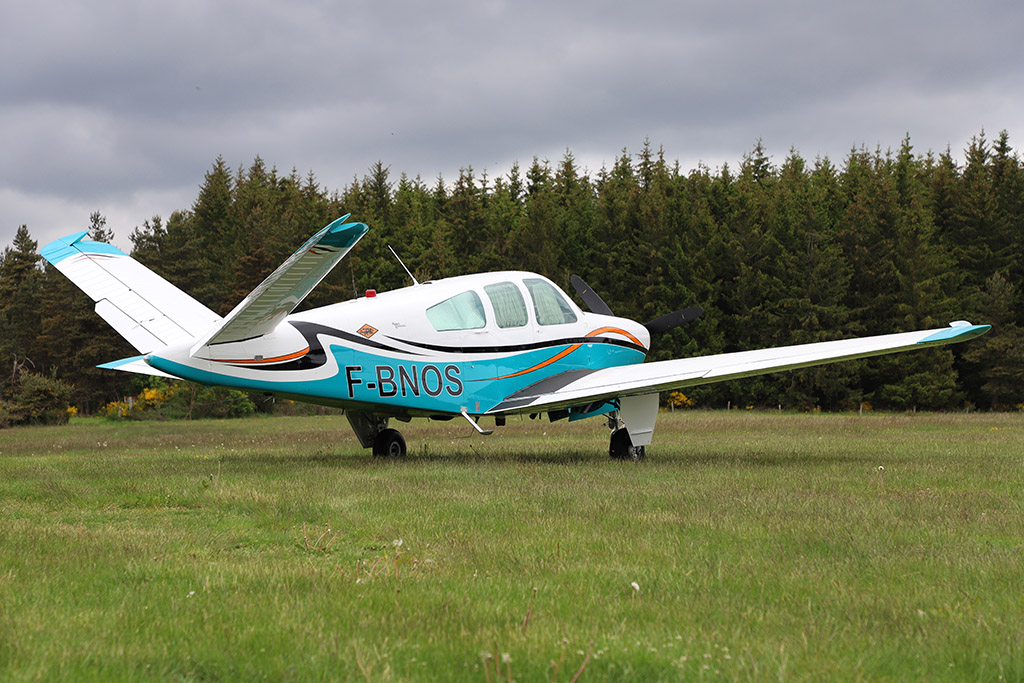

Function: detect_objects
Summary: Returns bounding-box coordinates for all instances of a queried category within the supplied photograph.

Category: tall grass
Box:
[0,412,1021,680]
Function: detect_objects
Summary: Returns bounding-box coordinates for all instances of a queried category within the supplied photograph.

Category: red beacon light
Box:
[365,289,377,298]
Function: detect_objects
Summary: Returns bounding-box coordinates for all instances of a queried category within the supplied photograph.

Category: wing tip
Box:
[40,230,90,265]
[324,218,369,249]
[98,355,177,378]
[918,322,991,344]
[41,230,126,265]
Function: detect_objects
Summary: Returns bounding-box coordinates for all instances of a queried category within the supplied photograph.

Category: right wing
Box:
[191,215,368,352]
[489,322,991,413]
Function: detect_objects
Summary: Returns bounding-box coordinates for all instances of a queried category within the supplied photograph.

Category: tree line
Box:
[1,132,1022,421]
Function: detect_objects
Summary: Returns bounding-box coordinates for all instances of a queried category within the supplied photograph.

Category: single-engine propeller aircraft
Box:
[42,215,990,459]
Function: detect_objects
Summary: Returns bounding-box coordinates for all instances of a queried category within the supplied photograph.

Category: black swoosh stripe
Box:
[217,321,425,371]
[387,335,647,355]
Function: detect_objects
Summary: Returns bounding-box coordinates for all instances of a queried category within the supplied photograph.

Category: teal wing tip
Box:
[323,215,369,248]
[97,355,147,370]
[295,215,368,252]
[918,322,992,344]
[41,231,126,264]
[40,230,90,264]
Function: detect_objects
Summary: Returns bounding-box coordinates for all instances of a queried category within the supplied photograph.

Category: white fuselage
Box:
[147,271,650,417]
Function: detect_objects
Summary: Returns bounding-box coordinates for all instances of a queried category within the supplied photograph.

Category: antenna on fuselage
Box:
[387,245,420,286]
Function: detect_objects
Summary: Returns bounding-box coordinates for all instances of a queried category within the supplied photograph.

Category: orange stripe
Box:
[486,327,645,381]
[586,326,645,347]
[491,343,582,380]
[204,346,310,364]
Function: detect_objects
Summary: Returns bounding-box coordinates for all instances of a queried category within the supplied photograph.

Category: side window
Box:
[426,291,486,331]
[484,282,528,328]
[524,278,578,325]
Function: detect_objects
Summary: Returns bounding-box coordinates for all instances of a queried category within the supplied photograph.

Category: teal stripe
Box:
[148,342,645,415]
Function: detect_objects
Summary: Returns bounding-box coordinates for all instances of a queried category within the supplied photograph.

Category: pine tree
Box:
[0,226,43,365]
[190,157,236,313]
[962,272,1024,408]
[513,157,558,277]
[446,167,491,272]
[87,211,114,243]
[945,134,999,290]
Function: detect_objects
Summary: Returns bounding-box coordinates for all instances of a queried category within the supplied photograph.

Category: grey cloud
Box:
[3,0,1024,248]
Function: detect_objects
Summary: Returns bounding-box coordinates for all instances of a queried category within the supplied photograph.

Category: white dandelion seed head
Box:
[631,581,641,592]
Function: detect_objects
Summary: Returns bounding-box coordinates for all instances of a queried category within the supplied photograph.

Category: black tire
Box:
[372,428,407,457]
[608,429,631,460]
[609,429,645,461]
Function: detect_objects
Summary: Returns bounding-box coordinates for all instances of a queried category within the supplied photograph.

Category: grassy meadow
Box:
[0,410,1021,681]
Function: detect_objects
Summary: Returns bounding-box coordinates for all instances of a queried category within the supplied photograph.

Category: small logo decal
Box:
[357,324,378,339]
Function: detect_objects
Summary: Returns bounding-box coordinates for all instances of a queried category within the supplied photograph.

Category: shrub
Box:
[668,391,696,409]
[1,371,74,427]
[101,379,255,421]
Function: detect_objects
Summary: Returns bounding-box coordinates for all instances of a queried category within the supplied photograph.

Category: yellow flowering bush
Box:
[668,391,696,408]
[100,380,254,421]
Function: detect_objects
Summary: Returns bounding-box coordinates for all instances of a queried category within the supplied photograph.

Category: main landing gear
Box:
[373,428,406,458]
[605,393,658,461]
[608,426,646,461]
[346,413,407,458]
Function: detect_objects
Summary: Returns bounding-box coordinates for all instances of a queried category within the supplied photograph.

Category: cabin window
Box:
[426,291,486,331]
[484,282,528,328]
[524,278,577,325]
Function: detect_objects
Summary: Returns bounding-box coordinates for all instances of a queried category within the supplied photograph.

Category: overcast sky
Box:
[3,0,1022,252]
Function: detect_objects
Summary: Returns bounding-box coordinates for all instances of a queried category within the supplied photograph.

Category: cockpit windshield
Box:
[524,278,577,325]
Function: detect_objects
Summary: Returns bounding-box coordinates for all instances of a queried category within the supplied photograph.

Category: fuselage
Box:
[146,271,650,417]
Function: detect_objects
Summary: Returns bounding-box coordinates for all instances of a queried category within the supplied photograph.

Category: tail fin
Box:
[41,232,222,353]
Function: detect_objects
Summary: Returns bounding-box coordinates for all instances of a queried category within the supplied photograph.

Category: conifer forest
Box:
[2,133,1022,421]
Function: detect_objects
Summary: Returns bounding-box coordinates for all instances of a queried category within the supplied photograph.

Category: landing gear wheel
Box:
[609,428,645,461]
[372,428,407,458]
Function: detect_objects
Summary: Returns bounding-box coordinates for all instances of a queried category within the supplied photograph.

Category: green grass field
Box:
[1,411,1021,681]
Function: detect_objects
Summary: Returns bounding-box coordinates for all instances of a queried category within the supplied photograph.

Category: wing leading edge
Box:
[488,322,991,414]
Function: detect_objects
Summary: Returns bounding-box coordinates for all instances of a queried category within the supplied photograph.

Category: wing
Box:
[41,232,221,353]
[190,215,368,352]
[488,322,991,414]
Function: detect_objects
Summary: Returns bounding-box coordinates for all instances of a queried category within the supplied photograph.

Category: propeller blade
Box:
[644,306,703,334]
[569,274,614,316]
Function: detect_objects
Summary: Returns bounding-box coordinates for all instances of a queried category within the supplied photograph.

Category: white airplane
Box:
[42,215,990,459]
